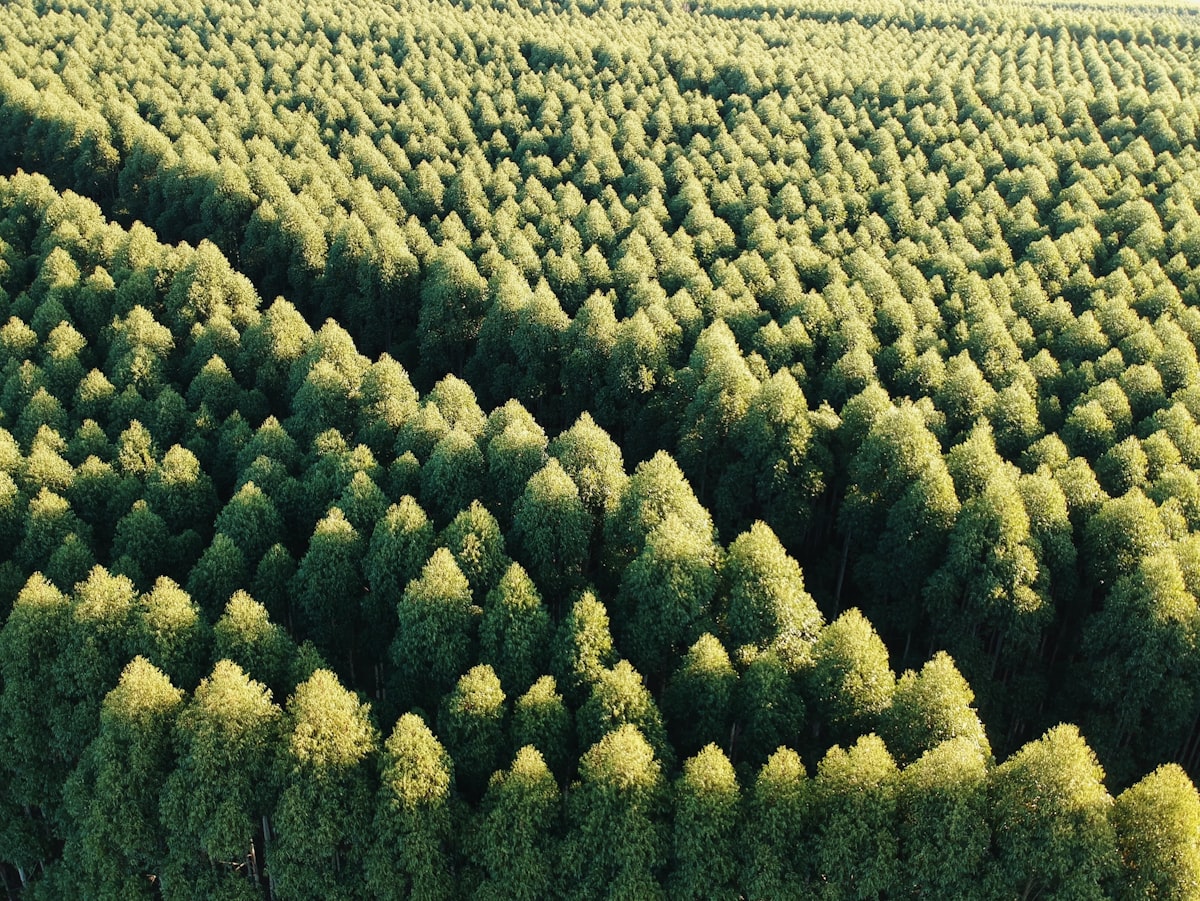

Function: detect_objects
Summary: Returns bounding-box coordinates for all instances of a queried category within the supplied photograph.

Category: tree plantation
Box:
[1,0,1200,895]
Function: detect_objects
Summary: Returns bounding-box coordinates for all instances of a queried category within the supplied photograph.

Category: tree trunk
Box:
[834,528,851,612]
[263,815,276,901]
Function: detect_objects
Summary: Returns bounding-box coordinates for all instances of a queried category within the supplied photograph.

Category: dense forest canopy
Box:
[2,0,1200,896]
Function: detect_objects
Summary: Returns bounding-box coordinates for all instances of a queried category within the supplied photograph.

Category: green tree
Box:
[563,724,667,901]
[470,745,560,901]
[479,562,552,696]
[895,737,991,900]
[364,714,457,901]
[270,669,379,901]
[669,744,740,900]
[808,609,896,743]
[986,724,1117,900]
[577,660,672,767]
[881,652,990,767]
[511,675,573,781]
[419,427,485,528]
[551,590,618,706]
[548,412,629,524]
[139,576,210,691]
[723,521,823,650]
[214,591,299,701]
[438,500,509,598]
[511,458,592,603]
[390,548,479,711]
[186,533,249,620]
[290,508,364,681]
[812,734,900,901]
[160,660,281,899]
[438,664,507,799]
[741,747,812,899]
[663,633,737,760]
[1110,763,1200,901]
[364,497,433,662]
[60,657,184,900]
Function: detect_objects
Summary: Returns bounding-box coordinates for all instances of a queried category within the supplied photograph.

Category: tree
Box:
[562,724,667,901]
[60,657,184,900]
[470,745,560,901]
[619,512,720,678]
[511,459,591,603]
[547,412,628,524]
[551,590,617,707]
[290,508,364,681]
[808,609,895,743]
[160,660,281,899]
[419,427,485,528]
[811,734,900,901]
[479,562,552,696]
[720,368,818,545]
[669,745,740,900]
[438,500,509,598]
[364,497,433,663]
[511,676,573,781]
[186,533,249,620]
[741,747,812,899]
[438,664,507,799]
[1110,763,1200,901]
[214,591,299,701]
[677,320,759,496]
[881,652,990,767]
[895,737,991,900]
[139,576,210,691]
[364,714,457,901]
[390,548,479,711]
[663,633,737,760]
[0,575,75,830]
[723,521,823,651]
[270,670,379,901]
[986,724,1117,900]
[1078,550,1199,782]
[214,482,284,570]
[417,243,488,374]
[577,661,671,768]
[483,403,548,523]
[603,451,714,583]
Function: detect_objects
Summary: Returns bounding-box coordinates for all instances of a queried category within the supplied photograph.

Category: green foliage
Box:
[270,669,379,901]
[669,745,740,900]
[986,725,1118,900]
[479,562,552,696]
[563,724,666,901]
[365,714,457,901]
[437,664,507,799]
[1110,764,1200,901]
[390,548,479,710]
[470,746,560,901]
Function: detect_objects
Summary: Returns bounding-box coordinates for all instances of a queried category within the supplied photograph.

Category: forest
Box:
[1,0,1200,896]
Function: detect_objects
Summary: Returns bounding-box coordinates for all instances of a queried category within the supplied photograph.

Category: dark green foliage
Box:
[437,664,507,799]
[390,548,479,710]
